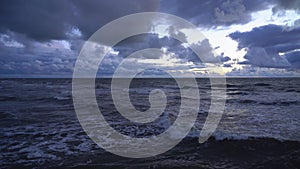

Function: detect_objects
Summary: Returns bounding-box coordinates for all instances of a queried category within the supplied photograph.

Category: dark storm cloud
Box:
[0,0,159,42]
[113,33,226,65]
[0,0,74,41]
[244,47,291,68]
[106,33,196,71]
[229,24,300,68]
[0,0,160,76]
[229,24,300,51]
[1,0,296,43]
[273,0,300,12]
[219,53,231,62]
[2,0,298,76]
[229,25,300,53]
[223,63,232,67]
[160,0,274,27]
[71,0,159,39]
[285,51,300,68]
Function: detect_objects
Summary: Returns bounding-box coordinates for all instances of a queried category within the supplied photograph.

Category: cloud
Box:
[244,47,290,68]
[0,27,226,76]
[0,38,75,75]
[219,53,231,62]
[94,32,229,77]
[113,33,227,64]
[223,64,232,67]
[1,0,298,77]
[229,24,300,69]
[272,0,300,13]
[285,51,300,68]
[160,0,273,27]
[0,0,159,42]
[6,0,299,43]
[0,0,160,76]
[229,24,300,51]
[227,65,300,76]
[214,0,250,24]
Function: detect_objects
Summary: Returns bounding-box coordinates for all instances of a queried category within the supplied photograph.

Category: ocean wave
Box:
[254,83,271,87]
[259,100,298,106]
[53,96,71,101]
[205,134,299,143]
[180,85,199,89]
[186,129,300,143]
[0,96,20,101]
[227,91,249,95]
[238,99,257,104]
[0,112,15,119]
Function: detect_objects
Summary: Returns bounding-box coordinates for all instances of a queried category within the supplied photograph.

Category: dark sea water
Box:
[0,78,299,168]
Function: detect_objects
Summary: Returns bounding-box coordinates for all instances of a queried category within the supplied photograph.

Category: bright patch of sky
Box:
[200,6,300,71]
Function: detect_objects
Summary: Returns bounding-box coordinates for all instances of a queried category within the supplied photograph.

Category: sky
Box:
[0,0,300,77]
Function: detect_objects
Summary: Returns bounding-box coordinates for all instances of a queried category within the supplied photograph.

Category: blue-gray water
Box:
[0,78,299,168]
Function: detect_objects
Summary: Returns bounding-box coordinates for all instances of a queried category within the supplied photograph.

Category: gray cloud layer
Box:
[0,0,159,41]
[0,0,299,76]
[273,0,300,12]
[229,24,300,68]
[2,0,295,41]
[160,0,274,27]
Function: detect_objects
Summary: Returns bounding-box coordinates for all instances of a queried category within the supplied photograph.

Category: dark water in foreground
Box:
[0,78,299,168]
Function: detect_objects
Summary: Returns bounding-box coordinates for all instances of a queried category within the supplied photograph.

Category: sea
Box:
[0,78,299,168]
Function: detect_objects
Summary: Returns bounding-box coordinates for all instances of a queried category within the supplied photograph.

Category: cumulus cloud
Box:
[0,0,159,42]
[229,24,300,69]
[285,51,300,68]
[229,24,300,51]
[113,33,227,64]
[214,0,250,24]
[272,0,300,13]
[0,31,227,76]
[160,0,273,27]
[0,37,75,75]
[1,0,299,76]
[244,47,290,68]
[0,0,159,76]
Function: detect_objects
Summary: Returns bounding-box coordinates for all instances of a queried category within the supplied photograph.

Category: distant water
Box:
[0,78,299,168]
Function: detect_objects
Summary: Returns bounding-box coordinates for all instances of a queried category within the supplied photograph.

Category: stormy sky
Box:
[0,0,300,77]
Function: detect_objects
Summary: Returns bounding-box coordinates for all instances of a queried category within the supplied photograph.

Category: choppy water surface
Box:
[0,78,299,168]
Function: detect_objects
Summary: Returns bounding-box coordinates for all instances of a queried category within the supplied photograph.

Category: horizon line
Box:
[0,74,299,79]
